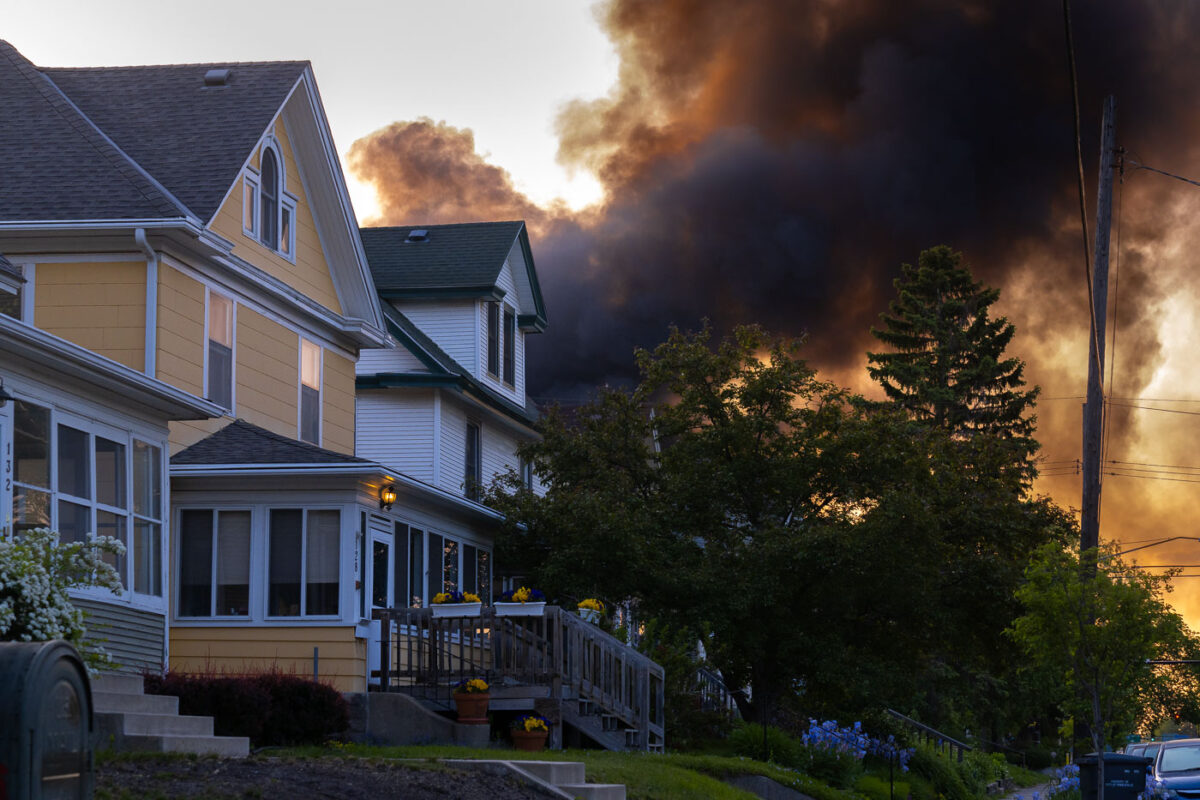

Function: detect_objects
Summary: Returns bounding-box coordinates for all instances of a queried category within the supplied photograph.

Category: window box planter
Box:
[494,601,546,617]
[431,602,482,618]
[577,607,601,624]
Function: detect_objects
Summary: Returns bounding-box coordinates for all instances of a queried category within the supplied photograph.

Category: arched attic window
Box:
[260,146,280,249]
[241,139,297,259]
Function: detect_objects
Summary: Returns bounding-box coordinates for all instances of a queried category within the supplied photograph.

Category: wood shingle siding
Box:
[35,261,146,370]
[76,598,165,674]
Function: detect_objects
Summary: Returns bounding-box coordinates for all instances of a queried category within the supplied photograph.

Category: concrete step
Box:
[92,691,178,715]
[559,784,626,800]
[103,711,214,737]
[91,673,145,695]
[512,761,586,785]
[121,733,250,758]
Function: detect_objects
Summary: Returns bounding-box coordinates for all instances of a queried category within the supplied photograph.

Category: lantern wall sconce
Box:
[379,484,397,511]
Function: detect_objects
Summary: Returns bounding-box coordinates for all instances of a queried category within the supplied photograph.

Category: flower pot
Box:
[494,601,546,617]
[577,607,601,624]
[453,692,490,724]
[511,729,549,751]
[431,601,482,618]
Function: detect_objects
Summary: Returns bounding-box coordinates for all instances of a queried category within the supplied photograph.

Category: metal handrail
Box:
[885,708,972,762]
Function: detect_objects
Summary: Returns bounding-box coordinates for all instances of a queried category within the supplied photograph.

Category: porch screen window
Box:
[207,293,233,410]
[94,437,127,585]
[465,423,481,501]
[462,544,477,596]
[394,522,409,610]
[12,400,50,534]
[486,302,500,377]
[477,550,491,603]
[443,538,458,595]
[132,441,163,596]
[503,307,515,385]
[269,508,340,617]
[427,533,443,604]
[178,509,250,617]
[299,339,321,445]
[409,528,424,607]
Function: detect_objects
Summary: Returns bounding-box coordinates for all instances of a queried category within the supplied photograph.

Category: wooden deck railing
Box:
[372,605,665,749]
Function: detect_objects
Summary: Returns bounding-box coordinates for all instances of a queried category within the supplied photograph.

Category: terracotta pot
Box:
[453,692,490,724]
[511,728,549,751]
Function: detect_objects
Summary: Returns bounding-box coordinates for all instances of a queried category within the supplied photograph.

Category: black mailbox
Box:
[0,640,93,799]
[1077,752,1151,800]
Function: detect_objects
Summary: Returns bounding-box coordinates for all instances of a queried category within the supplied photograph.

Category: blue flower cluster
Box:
[1042,763,1081,800]
[801,719,915,772]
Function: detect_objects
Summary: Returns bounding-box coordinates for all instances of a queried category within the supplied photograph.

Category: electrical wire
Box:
[1126,159,1200,191]
[1107,402,1200,417]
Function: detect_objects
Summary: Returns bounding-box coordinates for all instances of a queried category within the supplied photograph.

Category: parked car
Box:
[1128,743,1149,757]
[1151,738,1200,798]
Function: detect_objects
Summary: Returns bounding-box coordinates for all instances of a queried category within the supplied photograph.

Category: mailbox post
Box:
[0,640,93,799]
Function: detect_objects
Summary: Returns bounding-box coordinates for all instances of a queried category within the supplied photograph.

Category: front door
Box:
[367,515,393,680]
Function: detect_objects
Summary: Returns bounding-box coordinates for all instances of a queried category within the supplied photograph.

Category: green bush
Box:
[909,745,973,800]
[729,722,799,766]
[857,774,911,800]
[801,744,865,789]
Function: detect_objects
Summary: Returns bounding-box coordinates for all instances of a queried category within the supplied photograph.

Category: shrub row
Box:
[143,669,349,746]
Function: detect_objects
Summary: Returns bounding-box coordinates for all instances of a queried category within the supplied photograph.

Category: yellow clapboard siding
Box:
[156,263,204,396]
[168,626,366,692]
[207,119,342,314]
[235,307,299,438]
[35,261,145,370]
[323,349,356,454]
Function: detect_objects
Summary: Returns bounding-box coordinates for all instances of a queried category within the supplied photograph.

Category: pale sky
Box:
[3,0,618,219]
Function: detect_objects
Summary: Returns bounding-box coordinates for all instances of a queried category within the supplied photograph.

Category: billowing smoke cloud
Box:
[350,2,1200,618]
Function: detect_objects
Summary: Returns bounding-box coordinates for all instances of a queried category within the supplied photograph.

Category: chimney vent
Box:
[406,229,429,243]
[204,69,232,87]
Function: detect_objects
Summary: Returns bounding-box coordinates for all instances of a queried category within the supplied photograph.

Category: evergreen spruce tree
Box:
[867,245,1040,478]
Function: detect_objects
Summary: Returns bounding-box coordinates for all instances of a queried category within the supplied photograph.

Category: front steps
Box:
[92,673,249,757]
[565,698,664,753]
[447,759,626,800]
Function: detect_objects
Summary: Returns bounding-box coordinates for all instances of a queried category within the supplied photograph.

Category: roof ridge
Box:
[361,220,526,232]
[0,41,192,220]
[42,59,311,72]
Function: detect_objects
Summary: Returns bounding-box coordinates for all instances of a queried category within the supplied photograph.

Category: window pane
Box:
[207,341,233,409]
[463,544,477,596]
[269,509,303,616]
[281,205,293,256]
[427,533,443,603]
[301,340,320,388]
[216,511,251,616]
[13,486,50,533]
[503,308,515,384]
[133,441,162,519]
[208,294,233,348]
[394,523,409,611]
[96,510,127,587]
[477,550,491,604]
[306,510,340,616]
[58,500,90,545]
[179,510,213,617]
[464,424,480,501]
[372,539,389,608]
[260,150,279,249]
[409,529,423,607]
[14,400,49,488]
[133,520,162,596]
[443,538,458,594]
[0,287,20,320]
[486,302,499,376]
[95,438,126,509]
[300,385,320,445]
[243,178,258,232]
[57,425,89,500]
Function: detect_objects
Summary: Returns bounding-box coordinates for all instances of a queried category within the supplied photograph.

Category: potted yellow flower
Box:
[452,678,490,724]
[577,598,604,624]
[431,590,482,618]
[494,586,546,617]
[510,714,550,751]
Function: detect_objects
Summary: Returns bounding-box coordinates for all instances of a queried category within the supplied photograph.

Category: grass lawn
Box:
[275,744,864,800]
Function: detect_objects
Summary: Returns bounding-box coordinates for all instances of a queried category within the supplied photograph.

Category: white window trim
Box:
[174,506,255,620]
[248,138,298,263]
[203,288,236,413]
[265,506,343,621]
[298,337,323,445]
[241,172,260,239]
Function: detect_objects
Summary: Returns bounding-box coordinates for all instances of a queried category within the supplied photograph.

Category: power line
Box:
[1109,460,1200,471]
[1126,159,1200,191]
[1042,396,1200,403]
[1107,402,1200,417]
[1104,470,1200,485]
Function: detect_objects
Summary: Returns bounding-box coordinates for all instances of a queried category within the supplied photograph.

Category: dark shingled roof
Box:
[44,59,306,222]
[359,221,526,294]
[0,40,188,221]
[172,419,372,466]
[0,253,24,283]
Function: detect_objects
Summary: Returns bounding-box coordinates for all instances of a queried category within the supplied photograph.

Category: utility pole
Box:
[1081,95,1117,557]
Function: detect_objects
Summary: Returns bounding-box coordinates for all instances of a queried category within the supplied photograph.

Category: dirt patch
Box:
[96,755,562,799]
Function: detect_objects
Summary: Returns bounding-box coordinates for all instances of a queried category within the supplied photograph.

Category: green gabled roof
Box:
[360,304,539,427]
[359,221,547,330]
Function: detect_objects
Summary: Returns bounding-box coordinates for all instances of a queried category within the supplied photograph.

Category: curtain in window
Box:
[306,510,340,616]
[216,511,251,616]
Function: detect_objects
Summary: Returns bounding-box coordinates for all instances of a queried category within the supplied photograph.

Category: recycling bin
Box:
[1077,752,1151,800]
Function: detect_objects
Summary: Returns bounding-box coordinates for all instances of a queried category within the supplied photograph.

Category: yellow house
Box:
[0,41,402,691]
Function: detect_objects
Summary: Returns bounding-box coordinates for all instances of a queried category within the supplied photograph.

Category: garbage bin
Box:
[0,640,93,799]
[1077,752,1151,800]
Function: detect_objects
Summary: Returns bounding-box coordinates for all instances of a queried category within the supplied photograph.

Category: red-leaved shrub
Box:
[143,668,348,746]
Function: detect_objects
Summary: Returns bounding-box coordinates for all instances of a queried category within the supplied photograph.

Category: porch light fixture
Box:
[379,484,397,511]
[0,378,13,408]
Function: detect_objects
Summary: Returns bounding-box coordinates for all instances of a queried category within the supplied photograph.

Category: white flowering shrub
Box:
[0,528,124,671]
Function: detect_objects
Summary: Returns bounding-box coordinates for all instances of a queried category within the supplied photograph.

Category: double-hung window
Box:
[464,423,481,501]
[299,339,321,445]
[486,302,500,377]
[207,292,234,410]
[268,508,340,617]
[178,509,251,617]
[11,400,163,597]
[503,307,516,385]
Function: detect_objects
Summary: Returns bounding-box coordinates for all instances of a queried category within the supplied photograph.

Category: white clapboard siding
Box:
[476,260,526,406]
[481,422,519,486]
[355,389,436,482]
[399,301,478,374]
[356,342,428,375]
[439,400,469,496]
[74,598,164,674]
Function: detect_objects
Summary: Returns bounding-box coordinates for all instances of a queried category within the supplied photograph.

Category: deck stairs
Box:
[92,673,249,757]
